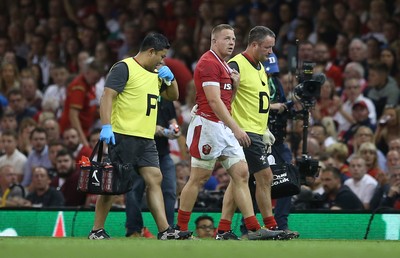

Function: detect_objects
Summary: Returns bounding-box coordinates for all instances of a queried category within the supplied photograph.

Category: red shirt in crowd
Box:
[59,74,97,136]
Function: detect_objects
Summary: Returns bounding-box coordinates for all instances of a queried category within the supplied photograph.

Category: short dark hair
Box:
[56,148,74,160]
[30,127,47,140]
[369,62,389,74]
[321,166,341,179]
[2,109,16,119]
[2,130,18,140]
[139,32,170,52]
[7,88,23,99]
[248,26,275,45]
[195,215,214,227]
[48,139,65,149]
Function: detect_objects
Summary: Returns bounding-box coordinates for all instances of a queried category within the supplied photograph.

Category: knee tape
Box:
[191,157,217,170]
[220,157,246,170]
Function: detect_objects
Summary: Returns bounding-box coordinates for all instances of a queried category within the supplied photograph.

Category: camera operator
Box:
[264,53,299,238]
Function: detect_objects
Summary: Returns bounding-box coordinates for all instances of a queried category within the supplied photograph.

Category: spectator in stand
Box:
[370,166,400,210]
[95,0,119,41]
[275,2,295,52]
[94,42,114,109]
[348,38,368,76]
[0,61,20,95]
[78,27,98,56]
[314,166,364,210]
[46,140,65,179]
[313,41,343,91]
[26,166,64,207]
[193,1,214,49]
[326,142,351,179]
[7,89,37,125]
[50,148,86,206]
[29,64,45,92]
[380,47,400,85]
[334,78,376,134]
[41,118,60,143]
[7,21,29,61]
[59,59,104,146]
[43,41,62,83]
[375,106,400,155]
[62,127,92,164]
[345,154,378,210]
[42,64,69,119]
[3,49,27,76]
[333,2,349,28]
[386,150,400,173]
[0,35,10,62]
[342,62,368,93]
[17,117,37,156]
[341,101,376,146]
[27,33,49,86]
[365,36,383,67]
[0,130,27,182]
[366,1,388,41]
[358,142,385,181]
[311,78,340,123]
[389,138,400,154]
[310,123,336,152]
[82,12,109,42]
[286,0,314,43]
[214,165,230,192]
[0,110,17,133]
[194,215,216,239]
[366,62,400,119]
[20,76,42,111]
[64,37,82,74]
[117,22,142,60]
[77,51,90,74]
[343,13,362,40]
[348,126,387,169]
[21,127,51,188]
[0,165,28,207]
[88,128,101,150]
[383,19,400,50]
[333,33,350,71]
[94,41,114,71]
[58,19,77,51]
[378,165,400,210]
[297,40,314,65]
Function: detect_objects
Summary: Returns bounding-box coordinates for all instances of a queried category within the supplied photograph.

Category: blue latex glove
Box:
[100,124,115,145]
[158,66,174,82]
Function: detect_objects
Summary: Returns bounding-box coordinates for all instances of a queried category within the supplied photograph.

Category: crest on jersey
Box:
[202,144,212,155]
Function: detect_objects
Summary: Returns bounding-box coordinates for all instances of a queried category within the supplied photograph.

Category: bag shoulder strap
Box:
[89,140,104,162]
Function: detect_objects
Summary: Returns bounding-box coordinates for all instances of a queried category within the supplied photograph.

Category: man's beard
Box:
[58,166,75,178]
[68,143,79,152]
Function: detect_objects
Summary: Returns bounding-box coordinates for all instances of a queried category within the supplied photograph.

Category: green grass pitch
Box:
[1,237,400,258]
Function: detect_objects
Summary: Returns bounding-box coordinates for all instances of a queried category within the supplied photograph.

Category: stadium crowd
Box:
[0,0,400,216]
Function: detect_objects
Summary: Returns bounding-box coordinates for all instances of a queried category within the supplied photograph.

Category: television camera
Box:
[292,58,325,182]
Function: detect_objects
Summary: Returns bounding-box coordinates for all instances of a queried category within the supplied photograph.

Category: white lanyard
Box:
[210,50,232,74]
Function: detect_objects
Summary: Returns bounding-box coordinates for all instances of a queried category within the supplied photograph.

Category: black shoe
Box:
[88,228,111,240]
[284,229,300,239]
[157,226,193,240]
[215,230,240,240]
